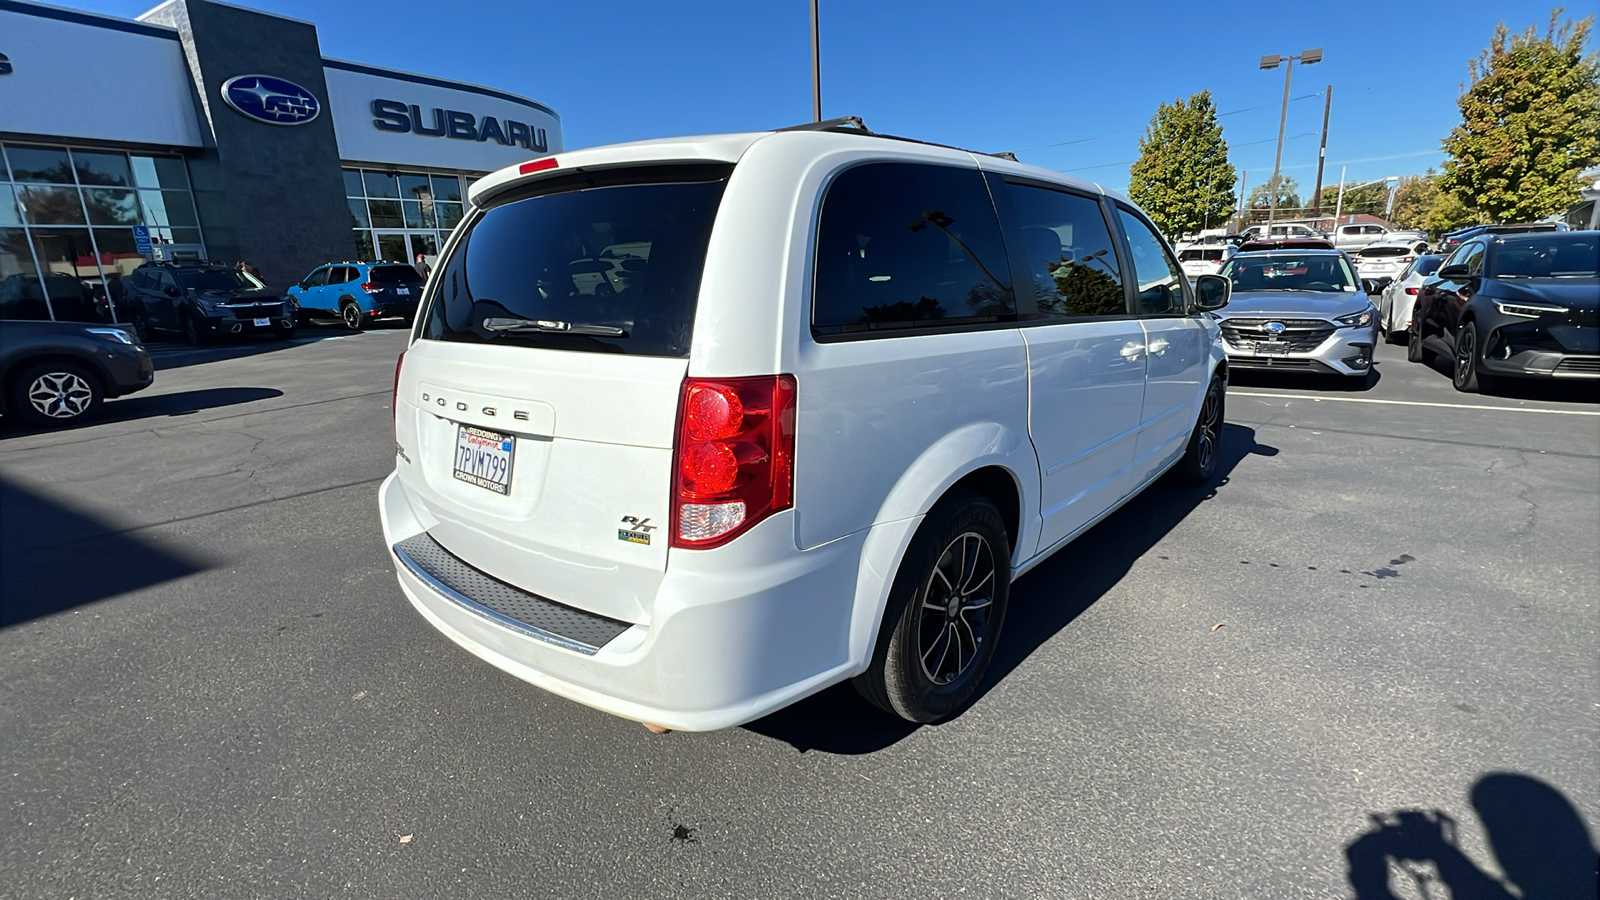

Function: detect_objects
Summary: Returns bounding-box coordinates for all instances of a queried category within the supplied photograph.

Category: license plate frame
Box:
[453,425,515,495]
[253,317,271,327]
[1254,340,1291,357]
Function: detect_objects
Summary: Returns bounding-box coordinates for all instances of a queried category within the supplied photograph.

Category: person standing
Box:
[414,252,432,281]
[235,260,262,280]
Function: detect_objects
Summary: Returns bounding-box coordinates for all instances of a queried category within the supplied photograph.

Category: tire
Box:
[181,313,209,346]
[853,490,1011,723]
[7,360,103,428]
[341,301,366,331]
[1168,373,1225,486]
[1451,320,1488,393]
[273,325,297,341]
[1406,317,1431,364]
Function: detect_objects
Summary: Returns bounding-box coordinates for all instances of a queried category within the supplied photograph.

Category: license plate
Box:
[397,288,410,296]
[1254,341,1291,356]
[453,425,515,494]
[253,317,271,326]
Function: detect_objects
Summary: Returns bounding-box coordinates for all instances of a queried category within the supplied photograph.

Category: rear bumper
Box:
[378,472,867,731]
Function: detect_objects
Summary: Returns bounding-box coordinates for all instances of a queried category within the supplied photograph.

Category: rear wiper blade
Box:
[482,316,627,337]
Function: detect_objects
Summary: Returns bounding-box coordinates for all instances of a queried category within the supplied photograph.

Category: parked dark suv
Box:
[120,262,297,345]
[1410,231,1599,392]
[0,320,154,428]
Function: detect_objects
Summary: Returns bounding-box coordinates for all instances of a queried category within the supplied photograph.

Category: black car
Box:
[1437,221,1568,254]
[1410,231,1599,392]
[0,320,154,428]
[120,262,297,345]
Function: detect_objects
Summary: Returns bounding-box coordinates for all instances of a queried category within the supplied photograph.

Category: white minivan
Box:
[379,120,1232,731]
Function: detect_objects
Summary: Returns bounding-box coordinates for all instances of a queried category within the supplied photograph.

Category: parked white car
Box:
[1333,223,1392,251]
[1353,239,1428,289]
[1377,253,1444,343]
[1177,243,1237,278]
[378,122,1233,731]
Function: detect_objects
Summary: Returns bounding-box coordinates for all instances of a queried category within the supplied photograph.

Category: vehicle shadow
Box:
[1230,366,1382,392]
[1413,353,1599,403]
[0,387,283,436]
[743,422,1278,754]
[143,324,401,372]
[1345,771,1597,900]
[0,475,211,628]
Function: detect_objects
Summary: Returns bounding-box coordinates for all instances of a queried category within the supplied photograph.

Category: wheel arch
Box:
[2,351,110,415]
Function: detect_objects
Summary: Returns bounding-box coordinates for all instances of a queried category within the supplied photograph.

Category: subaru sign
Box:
[220,74,321,126]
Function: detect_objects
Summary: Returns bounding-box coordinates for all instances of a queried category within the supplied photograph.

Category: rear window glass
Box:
[1361,246,1411,258]
[420,172,729,357]
[813,162,1014,336]
[369,265,422,284]
[1220,254,1357,292]
[1492,236,1599,278]
[1178,248,1225,261]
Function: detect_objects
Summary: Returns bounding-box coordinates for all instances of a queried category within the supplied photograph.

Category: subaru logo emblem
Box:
[220,75,321,126]
[1265,321,1287,335]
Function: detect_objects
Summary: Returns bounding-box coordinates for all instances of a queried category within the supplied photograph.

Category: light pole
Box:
[1259,48,1322,228]
[810,0,821,122]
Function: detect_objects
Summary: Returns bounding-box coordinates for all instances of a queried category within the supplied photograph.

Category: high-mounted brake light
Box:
[519,157,559,175]
[671,375,796,549]
[392,351,405,423]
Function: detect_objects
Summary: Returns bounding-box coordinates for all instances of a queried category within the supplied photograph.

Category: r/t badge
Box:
[618,516,655,545]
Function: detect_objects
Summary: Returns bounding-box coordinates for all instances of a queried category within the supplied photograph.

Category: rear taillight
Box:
[671,375,796,549]
[392,351,405,422]
[1405,287,1419,295]
[360,282,381,294]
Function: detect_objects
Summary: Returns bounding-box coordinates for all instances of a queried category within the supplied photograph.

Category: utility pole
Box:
[810,0,821,122]
[1311,84,1332,219]
[1259,49,1323,228]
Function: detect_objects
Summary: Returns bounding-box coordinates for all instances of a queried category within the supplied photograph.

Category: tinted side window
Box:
[1116,208,1186,315]
[813,162,1014,336]
[1006,183,1125,319]
[302,268,328,288]
[1462,242,1486,276]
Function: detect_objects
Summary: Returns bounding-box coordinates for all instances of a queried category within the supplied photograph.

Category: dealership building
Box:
[0,0,562,323]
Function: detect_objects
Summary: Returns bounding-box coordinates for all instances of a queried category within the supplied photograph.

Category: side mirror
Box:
[164,286,180,297]
[1194,273,1231,311]
[1437,263,1470,280]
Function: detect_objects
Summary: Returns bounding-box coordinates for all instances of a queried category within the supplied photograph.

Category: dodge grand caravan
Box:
[379,119,1233,731]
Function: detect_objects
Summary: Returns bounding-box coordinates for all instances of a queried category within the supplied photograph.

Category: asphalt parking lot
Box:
[2,328,1596,899]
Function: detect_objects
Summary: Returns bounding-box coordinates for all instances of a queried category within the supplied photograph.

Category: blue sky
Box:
[77,0,1572,195]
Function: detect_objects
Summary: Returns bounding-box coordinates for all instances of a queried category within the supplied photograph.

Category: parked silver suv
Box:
[1213,249,1380,380]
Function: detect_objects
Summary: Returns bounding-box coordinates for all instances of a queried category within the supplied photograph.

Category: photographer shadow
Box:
[1346,772,1597,900]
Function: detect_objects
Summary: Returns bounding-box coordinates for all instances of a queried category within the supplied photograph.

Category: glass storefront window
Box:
[363,171,399,199]
[0,185,21,227]
[368,199,403,228]
[438,201,463,229]
[431,174,462,202]
[6,146,75,184]
[73,150,134,187]
[18,186,86,225]
[354,230,374,261]
[84,188,140,226]
[0,227,51,320]
[343,168,365,198]
[130,155,190,190]
[30,228,106,323]
[172,228,203,245]
[402,200,428,228]
[348,198,370,228]
[399,174,430,200]
[138,190,199,228]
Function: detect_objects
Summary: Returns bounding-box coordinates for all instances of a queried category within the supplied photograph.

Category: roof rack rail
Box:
[776,116,871,133]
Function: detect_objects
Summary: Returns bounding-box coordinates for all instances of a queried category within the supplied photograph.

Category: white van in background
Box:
[379,119,1233,731]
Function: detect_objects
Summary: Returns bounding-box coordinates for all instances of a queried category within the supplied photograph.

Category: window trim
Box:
[998,176,1133,325]
[808,159,1019,343]
[1109,201,1193,318]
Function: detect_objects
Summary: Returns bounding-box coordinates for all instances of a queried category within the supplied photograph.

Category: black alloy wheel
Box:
[181,314,208,346]
[341,301,365,331]
[7,361,103,428]
[1406,317,1430,364]
[1169,374,1225,486]
[855,490,1011,723]
[1451,321,1497,394]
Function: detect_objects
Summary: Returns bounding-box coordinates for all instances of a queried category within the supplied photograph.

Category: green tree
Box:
[1318,181,1390,216]
[1246,174,1301,212]
[1127,91,1238,237]
[1440,10,1600,221]
[1388,176,1438,230]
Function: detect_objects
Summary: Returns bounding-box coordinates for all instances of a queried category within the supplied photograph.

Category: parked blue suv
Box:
[287,262,424,330]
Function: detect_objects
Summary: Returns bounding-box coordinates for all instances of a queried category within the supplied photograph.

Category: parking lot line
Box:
[1230,391,1600,417]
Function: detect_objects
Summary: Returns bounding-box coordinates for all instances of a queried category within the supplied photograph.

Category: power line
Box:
[1014,90,1324,153]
